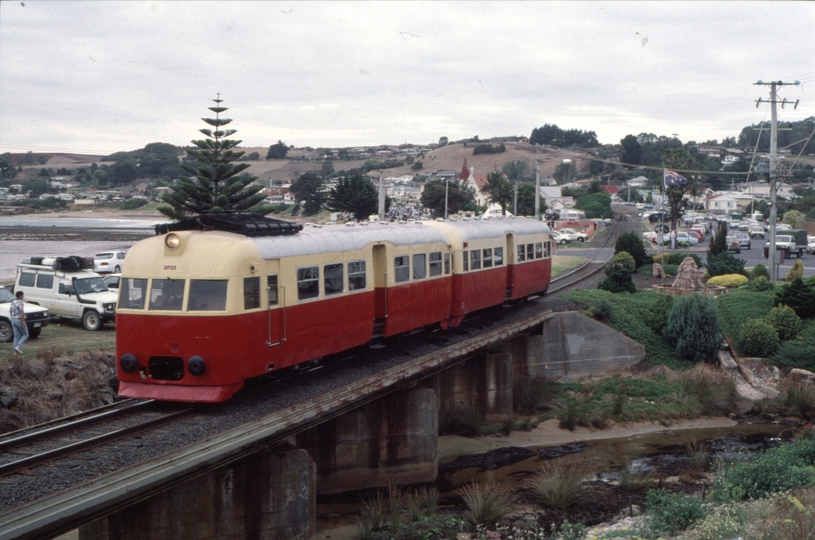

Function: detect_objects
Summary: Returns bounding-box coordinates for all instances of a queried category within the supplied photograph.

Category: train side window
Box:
[348,261,366,291]
[526,244,534,261]
[429,252,442,277]
[494,247,504,266]
[296,267,320,300]
[189,280,227,311]
[517,245,525,262]
[470,250,481,270]
[394,256,410,283]
[119,278,147,309]
[36,274,54,289]
[535,242,543,259]
[462,251,469,271]
[19,272,35,287]
[444,253,451,274]
[324,263,344,296]
[149,278,185,311]
[244,277,261,309]
[483,248,493,268]
[413,253,427,280]
[267,275,279,305]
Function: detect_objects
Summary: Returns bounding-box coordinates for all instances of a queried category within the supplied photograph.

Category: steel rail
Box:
[0,399,143,443]
[0,408,193,479]
[0,308,553,540]
[0,400,155,452]
[548,220,622,293]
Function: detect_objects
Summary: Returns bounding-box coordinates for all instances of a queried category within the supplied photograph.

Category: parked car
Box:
[0,287,50,342]
[681,229,704,242]
[808,236,815,254]
[556,228,589,243]
[94,250,127,274]
[675,232,699,246]
[763,234,799,259]
[725,235,741,253]
[733,232,751,249]
[102,273,121,290]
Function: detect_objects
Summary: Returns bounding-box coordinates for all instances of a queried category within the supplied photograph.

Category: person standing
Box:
[10,290,28,355]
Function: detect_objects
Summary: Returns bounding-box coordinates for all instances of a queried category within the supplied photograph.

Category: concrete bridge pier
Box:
[295,386,438,494]
[79,444,315,540]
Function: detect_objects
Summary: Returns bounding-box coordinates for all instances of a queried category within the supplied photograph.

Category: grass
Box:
[528,461,588,508]
[0,317,115,359]
[551,255,588,276]
[457,482,517,527]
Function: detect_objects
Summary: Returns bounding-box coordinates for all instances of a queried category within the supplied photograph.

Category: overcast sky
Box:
[1,1,813,156]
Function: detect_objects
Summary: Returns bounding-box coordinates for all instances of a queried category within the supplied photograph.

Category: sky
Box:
[1,1,814,156]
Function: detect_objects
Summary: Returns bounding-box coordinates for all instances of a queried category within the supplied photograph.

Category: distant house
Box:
[626,176,649,188]
[705,191,750,213]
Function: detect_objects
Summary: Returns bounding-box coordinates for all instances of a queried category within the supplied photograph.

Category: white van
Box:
[14,256,117,331]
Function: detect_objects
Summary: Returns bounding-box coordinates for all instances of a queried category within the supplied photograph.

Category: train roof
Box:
[425,217,551,241]
[251,221,448,259]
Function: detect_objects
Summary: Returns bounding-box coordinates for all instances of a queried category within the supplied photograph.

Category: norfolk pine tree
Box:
[158,97,269,220]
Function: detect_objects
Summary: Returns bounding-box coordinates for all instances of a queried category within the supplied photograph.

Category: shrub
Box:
[597,268,636,293]
[707,222,728,257]
[707,274,749,288]
[528,462,588,508]
[749,276,775,292]
[457,482,516,526]
[680,366,738,415]
[663,294,721,363]
[736,318,779,357]
[645,294,674,334]
[614,231,650,268]
[786,259,805,282]
[662,264,679,276]
[652,252,702,268]
[775,278,815,318]
[766,304,802,341]
[440,402,482,436]
[605,251,636,276]
[785,382,815,417]
[514,376,559,415]
[645,488,705,536]
[706,251,746,277]
[752,263,769,279]
[712,447,814,501]
[771,341,815,370]
[619,462,654,492]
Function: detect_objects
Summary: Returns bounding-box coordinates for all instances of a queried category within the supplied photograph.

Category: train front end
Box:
[115,230,265,403]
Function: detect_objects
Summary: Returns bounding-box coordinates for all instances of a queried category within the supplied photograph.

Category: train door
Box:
[505,233,515,301]
[372,244,388,337]
[265,261,284,348]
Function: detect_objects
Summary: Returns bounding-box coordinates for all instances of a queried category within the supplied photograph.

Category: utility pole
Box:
[535,145,541,220]
[754,80,800,281]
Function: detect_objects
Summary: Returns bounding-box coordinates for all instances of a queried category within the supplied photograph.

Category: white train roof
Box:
[248,218,551,259]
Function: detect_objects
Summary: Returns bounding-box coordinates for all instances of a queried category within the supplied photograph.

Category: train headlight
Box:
[165,233,181,250]
[120,354,138,374]
[188,356,206,377]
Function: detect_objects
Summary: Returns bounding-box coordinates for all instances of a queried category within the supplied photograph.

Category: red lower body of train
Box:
[117,258,551,403]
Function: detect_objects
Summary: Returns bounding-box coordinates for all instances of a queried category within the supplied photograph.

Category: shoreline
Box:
[439,416,739,463]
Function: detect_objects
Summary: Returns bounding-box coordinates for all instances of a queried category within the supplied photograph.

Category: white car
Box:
[94,250,127,274]
[556,228,589,243]
[0,287,50,342]
[675,232,699,246]
[808,236,815,254]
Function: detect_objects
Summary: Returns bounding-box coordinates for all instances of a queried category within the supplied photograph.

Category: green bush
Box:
[457,483,517,527]
[528,462,588,508]
[662,264,679,276]
[748,276,775,292]
[645,294,674,334]
[775,278,815,318]
[766,305,802,341]
[771,341,815,370]
[598,268,636,294]
[706,251,746,277]
[645,489,706,536]
[752,263,769,279]
[712,446,815,501]
[786,259,805,282]
[736,318,779,357]
[663,294,721,363]
[707,274,749,288]
[605,251,636,276]
[614,231,650,268]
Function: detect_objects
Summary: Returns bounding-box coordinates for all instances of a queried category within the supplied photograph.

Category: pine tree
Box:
[158,96,269,220]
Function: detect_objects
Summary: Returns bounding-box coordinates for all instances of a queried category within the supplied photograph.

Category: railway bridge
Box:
[0,297,644,540]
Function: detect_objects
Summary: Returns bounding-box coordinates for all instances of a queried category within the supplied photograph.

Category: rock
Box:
[101,387,116,404]
[0,389,19,409]
[60,360,85,371]
[790,369,815,383]
[652,263,665,278]
[672,257,706,289]
[48,391,64,401]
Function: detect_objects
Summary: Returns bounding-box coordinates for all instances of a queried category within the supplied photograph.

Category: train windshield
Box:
[119,278,148,309]
[149,279,185,311]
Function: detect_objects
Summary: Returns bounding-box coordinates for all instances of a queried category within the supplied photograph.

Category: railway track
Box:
[0,400,194,479]
[548,218,628,294]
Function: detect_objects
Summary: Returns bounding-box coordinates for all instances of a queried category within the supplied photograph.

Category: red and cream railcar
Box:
[114,217,551,403]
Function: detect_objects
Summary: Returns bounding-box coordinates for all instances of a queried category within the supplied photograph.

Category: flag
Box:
[664,170,688,187]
